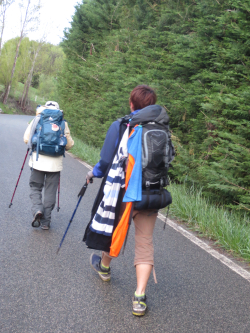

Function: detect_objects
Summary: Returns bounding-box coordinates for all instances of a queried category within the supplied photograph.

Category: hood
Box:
[129,105,169,127]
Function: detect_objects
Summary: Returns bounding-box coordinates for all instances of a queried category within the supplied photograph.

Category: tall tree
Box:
[2,0,40,104]
[0,37,22,90]
[19,34,47,110]
[0,0,14,55]
[20,41,40,109]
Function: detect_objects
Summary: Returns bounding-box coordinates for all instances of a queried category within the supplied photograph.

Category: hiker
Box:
[83,85,174,316]
[23,101,74,230]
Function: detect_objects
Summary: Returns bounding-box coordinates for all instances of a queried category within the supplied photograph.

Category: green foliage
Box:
[58,0,250,212]
[34,43,65,79]
[0,37,64,106]
[38,74,58,101]
[0,101,15,114]
[0,37,21,87]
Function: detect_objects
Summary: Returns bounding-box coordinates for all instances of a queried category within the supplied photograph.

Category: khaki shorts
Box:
[103,205,158,266]
[132,209,158,266]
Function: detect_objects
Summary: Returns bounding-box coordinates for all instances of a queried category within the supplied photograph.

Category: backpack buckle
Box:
[146,181,150,188]
[160,178,164,190]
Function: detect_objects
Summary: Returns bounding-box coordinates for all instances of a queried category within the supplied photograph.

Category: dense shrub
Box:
[58,0,250,211]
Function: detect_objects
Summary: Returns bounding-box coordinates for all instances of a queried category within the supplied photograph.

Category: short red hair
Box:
[129,85,157,110]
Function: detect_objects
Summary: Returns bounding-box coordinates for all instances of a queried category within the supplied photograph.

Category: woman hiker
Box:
[83,85,174,316]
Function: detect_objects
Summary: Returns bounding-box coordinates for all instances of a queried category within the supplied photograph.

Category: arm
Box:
[89,120,120,179]
[23,119,34,144]
[65,122,74,150]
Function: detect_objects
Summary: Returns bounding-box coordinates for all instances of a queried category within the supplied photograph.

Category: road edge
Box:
[66,151,250,284]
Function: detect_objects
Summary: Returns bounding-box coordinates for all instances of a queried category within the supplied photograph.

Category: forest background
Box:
[1,0,250,257]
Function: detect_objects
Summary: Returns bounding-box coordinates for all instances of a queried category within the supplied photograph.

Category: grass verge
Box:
[0,101,16,114]
[0,83,45,115]
[70,136,100,167]
[166,183,250,261]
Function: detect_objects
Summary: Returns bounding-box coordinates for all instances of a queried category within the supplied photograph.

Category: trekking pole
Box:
[56,180,91,254]
[57,174,60,212]
[9,148,30,208]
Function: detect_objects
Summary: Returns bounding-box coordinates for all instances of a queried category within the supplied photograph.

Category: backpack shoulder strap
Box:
[61,119,65,133]
[117,114,131,124]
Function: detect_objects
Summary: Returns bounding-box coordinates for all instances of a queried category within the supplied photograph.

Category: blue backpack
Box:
[31,109,67,161]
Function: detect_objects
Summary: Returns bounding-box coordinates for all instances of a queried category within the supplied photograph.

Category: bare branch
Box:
[233,201,250,212]
[223,179,250,193]
[2,0,41,104]
[0,0,15,55]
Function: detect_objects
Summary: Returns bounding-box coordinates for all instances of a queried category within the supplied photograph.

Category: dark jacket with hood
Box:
[83,105,171,252]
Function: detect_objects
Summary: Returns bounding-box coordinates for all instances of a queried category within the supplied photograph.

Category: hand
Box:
[86,170,94,184]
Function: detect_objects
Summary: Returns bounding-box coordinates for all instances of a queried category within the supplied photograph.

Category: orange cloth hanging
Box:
[109,129,135,257]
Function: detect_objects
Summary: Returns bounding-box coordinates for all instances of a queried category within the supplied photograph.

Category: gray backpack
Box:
[129,104,175,189]
[141,121,175,189]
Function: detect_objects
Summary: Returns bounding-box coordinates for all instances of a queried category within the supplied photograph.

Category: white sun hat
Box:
[45,101,60,109]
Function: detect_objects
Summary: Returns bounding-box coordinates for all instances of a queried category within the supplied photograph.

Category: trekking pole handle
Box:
[78,181,90,198]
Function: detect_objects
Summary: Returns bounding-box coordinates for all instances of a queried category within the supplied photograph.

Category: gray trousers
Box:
[29,169,60,227]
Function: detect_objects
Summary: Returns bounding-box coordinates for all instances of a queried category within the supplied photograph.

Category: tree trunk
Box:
[2,82,11,104]
[21,77,32,110]
[2,0,31,104]
[20,79,28,104]
[0,0,8,56]
[0,17,4,56]
[20,46,40,110]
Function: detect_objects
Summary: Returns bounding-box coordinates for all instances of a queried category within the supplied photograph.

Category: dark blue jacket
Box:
[93,110,140,178]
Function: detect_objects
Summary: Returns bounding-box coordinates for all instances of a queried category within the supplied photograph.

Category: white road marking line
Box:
[68,151,250,283]
[158,212,250,283]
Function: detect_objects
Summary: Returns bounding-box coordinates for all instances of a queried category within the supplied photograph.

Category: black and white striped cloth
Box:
[90,126,129,236]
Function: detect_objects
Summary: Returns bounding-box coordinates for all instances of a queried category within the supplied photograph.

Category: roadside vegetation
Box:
[0,34,63,113]
[166,183,250,262]
[59,0,250,215]
[70,137,101,167]
[1,0,249,263]
[0,101,16,114]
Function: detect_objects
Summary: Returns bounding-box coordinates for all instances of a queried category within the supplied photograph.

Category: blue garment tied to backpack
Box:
[123,125,142,202]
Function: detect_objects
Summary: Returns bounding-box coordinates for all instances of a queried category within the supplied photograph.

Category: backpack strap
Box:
[61,120,65,134]
[117,114,131,124]
[36,116,43,161]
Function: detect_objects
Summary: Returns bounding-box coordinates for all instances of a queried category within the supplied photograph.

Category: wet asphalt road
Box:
[1,114,250,333]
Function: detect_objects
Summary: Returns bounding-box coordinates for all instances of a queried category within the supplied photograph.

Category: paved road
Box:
[1,114,250,333]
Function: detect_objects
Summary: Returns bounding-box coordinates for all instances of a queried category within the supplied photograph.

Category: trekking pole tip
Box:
[57,207,60,212]
[9,203,13,208]
[56,247,60,255]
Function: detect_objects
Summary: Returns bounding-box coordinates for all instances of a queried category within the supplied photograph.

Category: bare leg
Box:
[101,252,113,267]
[133,210,158,295]
[135,264,153,295]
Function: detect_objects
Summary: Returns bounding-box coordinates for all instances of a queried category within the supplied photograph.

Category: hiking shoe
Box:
[132,294,147,316]
[90,253,111,282]
[31,211,43,228]
[41,224,50,230]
